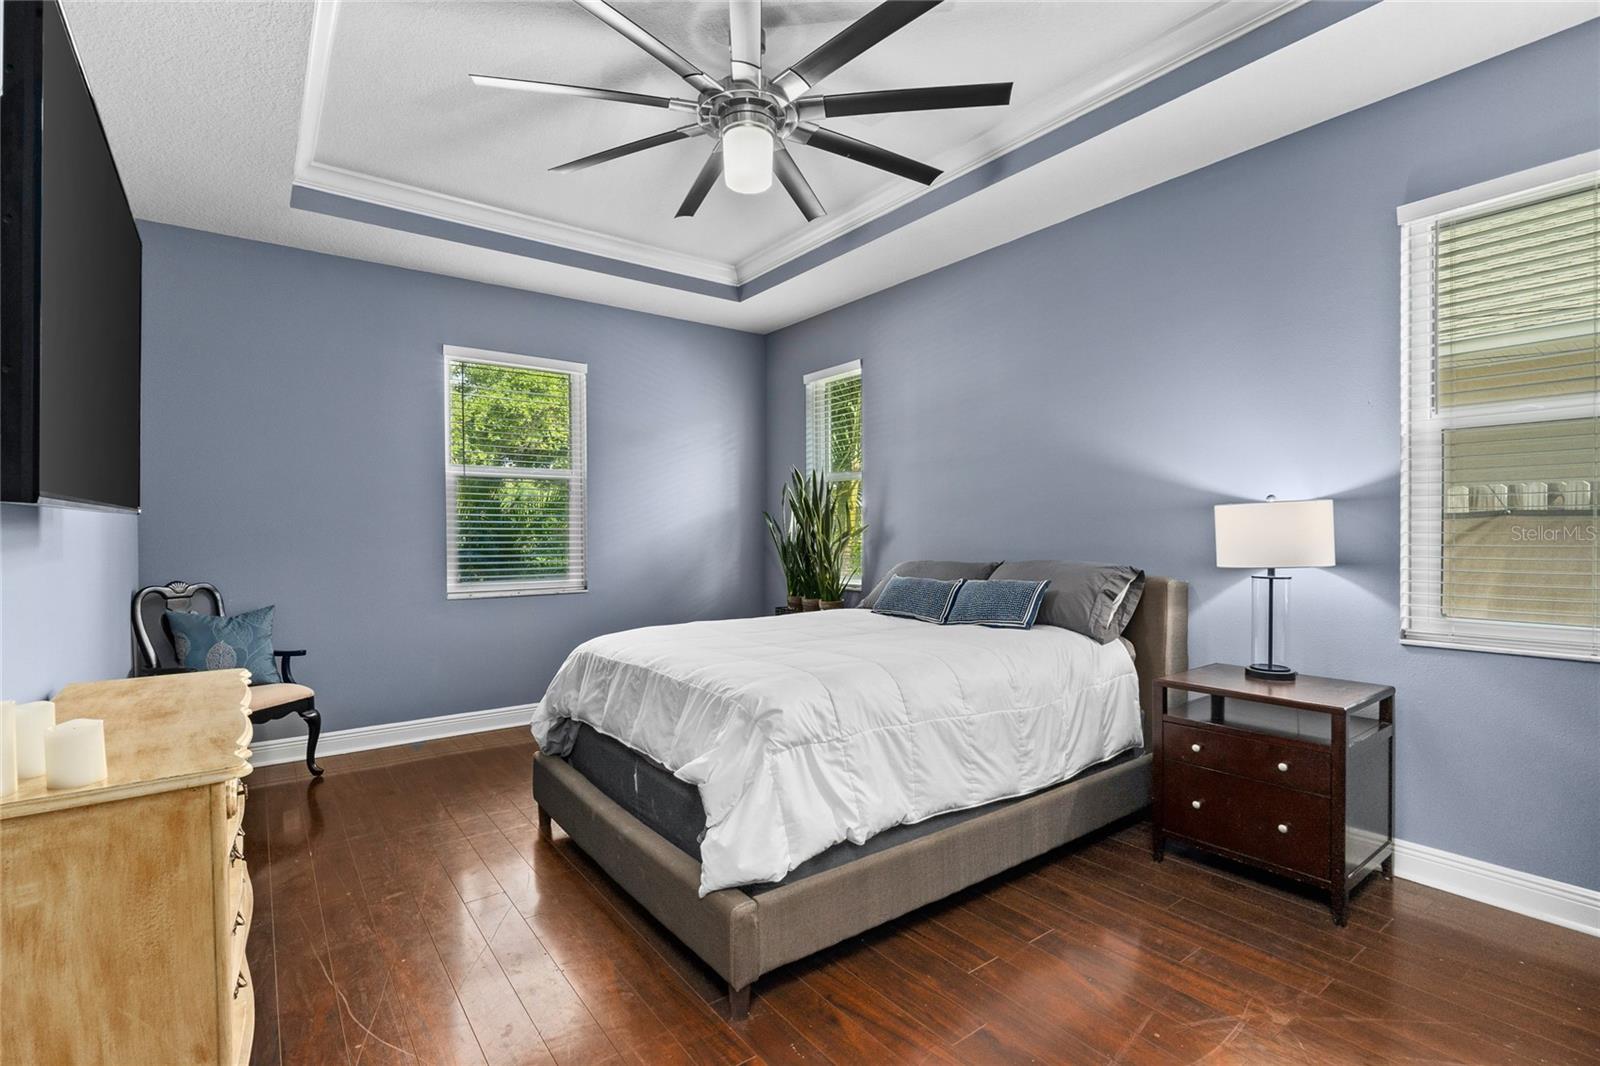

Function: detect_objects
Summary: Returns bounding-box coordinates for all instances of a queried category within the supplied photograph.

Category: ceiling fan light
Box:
[722,123,773,194]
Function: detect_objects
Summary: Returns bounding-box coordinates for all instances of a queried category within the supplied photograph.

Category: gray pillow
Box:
[988,561,1145,643]
[858,560,1002,610]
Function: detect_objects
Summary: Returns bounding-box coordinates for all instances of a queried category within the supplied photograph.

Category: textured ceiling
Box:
[307,1,1286,274]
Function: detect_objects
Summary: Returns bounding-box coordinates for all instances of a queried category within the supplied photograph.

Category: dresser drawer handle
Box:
[1190,743,1202,753]
[234,972,248,999]
[1277,823,1289,834]
[1277,762,1289,773]
[1190,799,1203,810]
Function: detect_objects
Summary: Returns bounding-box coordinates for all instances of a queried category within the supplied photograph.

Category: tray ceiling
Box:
[298,1,1292,285]
[59,1,1597,331]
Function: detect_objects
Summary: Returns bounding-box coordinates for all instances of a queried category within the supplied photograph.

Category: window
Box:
[445,346,587,598]
[805,360,864,588]
[1400,156,1598,660]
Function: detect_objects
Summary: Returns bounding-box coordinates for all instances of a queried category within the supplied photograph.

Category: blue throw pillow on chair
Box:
[165,605,281,684]
[944,579,1051,629]
[870,576,965,624]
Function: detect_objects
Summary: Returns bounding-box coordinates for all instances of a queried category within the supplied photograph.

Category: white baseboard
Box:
[249,702,535,767]
[250,707,1599,939]
[1393,838,1600,938]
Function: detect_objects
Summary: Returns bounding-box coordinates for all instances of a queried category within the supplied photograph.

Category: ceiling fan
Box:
[470,0,1012,221]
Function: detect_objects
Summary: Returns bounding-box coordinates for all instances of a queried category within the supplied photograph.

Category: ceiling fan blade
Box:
[729,0,762,87]
[551,126,703,173]
[770,0,942,103]
[676,144,725,218]
[573,0,722,96]
[795,82,1011,120]
[773,145,824,221]
[470,74,698,113]
[791,123,940,185]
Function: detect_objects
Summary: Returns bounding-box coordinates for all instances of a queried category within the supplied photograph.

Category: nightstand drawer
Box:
[1165,720,1329,795]
[1161,762,1331,881]
[1163,720,1232,774]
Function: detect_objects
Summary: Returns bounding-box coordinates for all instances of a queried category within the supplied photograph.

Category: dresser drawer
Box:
[1165,721,1329,795]
[227,862,253,981]
[1161,762,1332,881]
[229,956,255,1066]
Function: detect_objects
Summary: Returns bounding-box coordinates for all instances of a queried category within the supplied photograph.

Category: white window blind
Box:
[1400,160,1598,661]
[805,360,864,588]
[444,346,587,599]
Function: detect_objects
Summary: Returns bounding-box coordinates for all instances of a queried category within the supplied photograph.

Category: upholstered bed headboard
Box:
[1124,576,1189,748]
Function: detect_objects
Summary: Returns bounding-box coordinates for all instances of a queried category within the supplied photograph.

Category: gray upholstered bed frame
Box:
[532,577,1189,1018]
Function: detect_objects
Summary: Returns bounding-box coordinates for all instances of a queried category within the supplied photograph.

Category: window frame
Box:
[804,359,864,590]
[1397,153,1599,662]
[443,345,588,600]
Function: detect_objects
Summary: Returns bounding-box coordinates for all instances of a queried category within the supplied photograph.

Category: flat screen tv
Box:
[1,0,140,510]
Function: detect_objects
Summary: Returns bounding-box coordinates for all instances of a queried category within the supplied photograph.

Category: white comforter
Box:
[532,610,1143,895]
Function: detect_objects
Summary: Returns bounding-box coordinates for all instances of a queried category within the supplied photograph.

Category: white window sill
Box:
[449,584,587,600]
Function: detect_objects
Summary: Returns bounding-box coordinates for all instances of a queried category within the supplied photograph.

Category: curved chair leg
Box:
[301,706,324,776]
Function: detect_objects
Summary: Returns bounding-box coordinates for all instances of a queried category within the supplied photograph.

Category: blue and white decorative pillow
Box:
[944,579,1051,629]
[164,606,282,684]
[871,576,965,624]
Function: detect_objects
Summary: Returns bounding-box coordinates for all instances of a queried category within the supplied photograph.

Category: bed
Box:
[530,575,1188,1018]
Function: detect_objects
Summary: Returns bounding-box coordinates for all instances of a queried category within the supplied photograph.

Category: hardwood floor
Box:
[244,729,1600,1066]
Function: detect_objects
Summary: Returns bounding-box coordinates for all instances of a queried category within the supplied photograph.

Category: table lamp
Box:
[1214,496,1336,681]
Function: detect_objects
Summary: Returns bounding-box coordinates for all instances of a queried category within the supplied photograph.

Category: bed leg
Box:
[537,807,552,842]
[727,983,751,1021]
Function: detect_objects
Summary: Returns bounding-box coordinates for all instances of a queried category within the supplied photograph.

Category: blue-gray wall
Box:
[0,505,138,699]
[765,25,1600,889]
[139,225,767,739]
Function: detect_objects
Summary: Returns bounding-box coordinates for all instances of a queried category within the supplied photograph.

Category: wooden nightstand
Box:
[1151,664,1394,925]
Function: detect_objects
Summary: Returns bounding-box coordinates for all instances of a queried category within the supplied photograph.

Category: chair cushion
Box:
[165,605,281,684]
[248,683,314,712]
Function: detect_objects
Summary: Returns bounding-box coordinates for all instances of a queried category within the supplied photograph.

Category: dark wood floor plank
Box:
[241,733,1600,1066]
[262,779,353,1066]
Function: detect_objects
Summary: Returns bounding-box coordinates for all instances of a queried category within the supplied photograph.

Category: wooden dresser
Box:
[1150,664,1394,925]
[0,671,255,1065]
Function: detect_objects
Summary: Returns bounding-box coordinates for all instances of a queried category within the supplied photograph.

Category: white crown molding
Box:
[1394,838,1600,939]
[295,159,742,286]
[293,0,1301,292]
[249,701,534,767]
[734,0,1305,284]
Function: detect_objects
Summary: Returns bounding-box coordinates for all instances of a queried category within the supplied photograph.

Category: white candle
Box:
[14,700,55,779]
[45,719,107,790]
[0,702,16,798]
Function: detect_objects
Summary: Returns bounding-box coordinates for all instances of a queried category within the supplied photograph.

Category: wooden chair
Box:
[131,581,323,775]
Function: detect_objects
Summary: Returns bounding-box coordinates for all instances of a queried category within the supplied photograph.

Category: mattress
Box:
[534,609,1143,893]
[562,721,1142,895]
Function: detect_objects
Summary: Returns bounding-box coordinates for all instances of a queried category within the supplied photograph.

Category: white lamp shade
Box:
[722,124,773,194]
[1215,498,1336,568]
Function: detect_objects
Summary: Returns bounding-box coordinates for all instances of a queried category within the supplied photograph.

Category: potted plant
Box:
[783,467,862,610]
[763,509,804,611]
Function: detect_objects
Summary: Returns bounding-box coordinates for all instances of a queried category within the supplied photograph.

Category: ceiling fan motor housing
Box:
[702,87,791,142]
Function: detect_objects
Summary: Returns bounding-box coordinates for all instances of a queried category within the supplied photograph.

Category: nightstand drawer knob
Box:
[1277,762,1289,772]
[1277,823,1289,834]
[1191,799,1203,810]
[1190,743,1202,753]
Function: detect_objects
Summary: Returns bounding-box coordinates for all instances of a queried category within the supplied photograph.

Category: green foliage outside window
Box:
[448,360,579,587]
